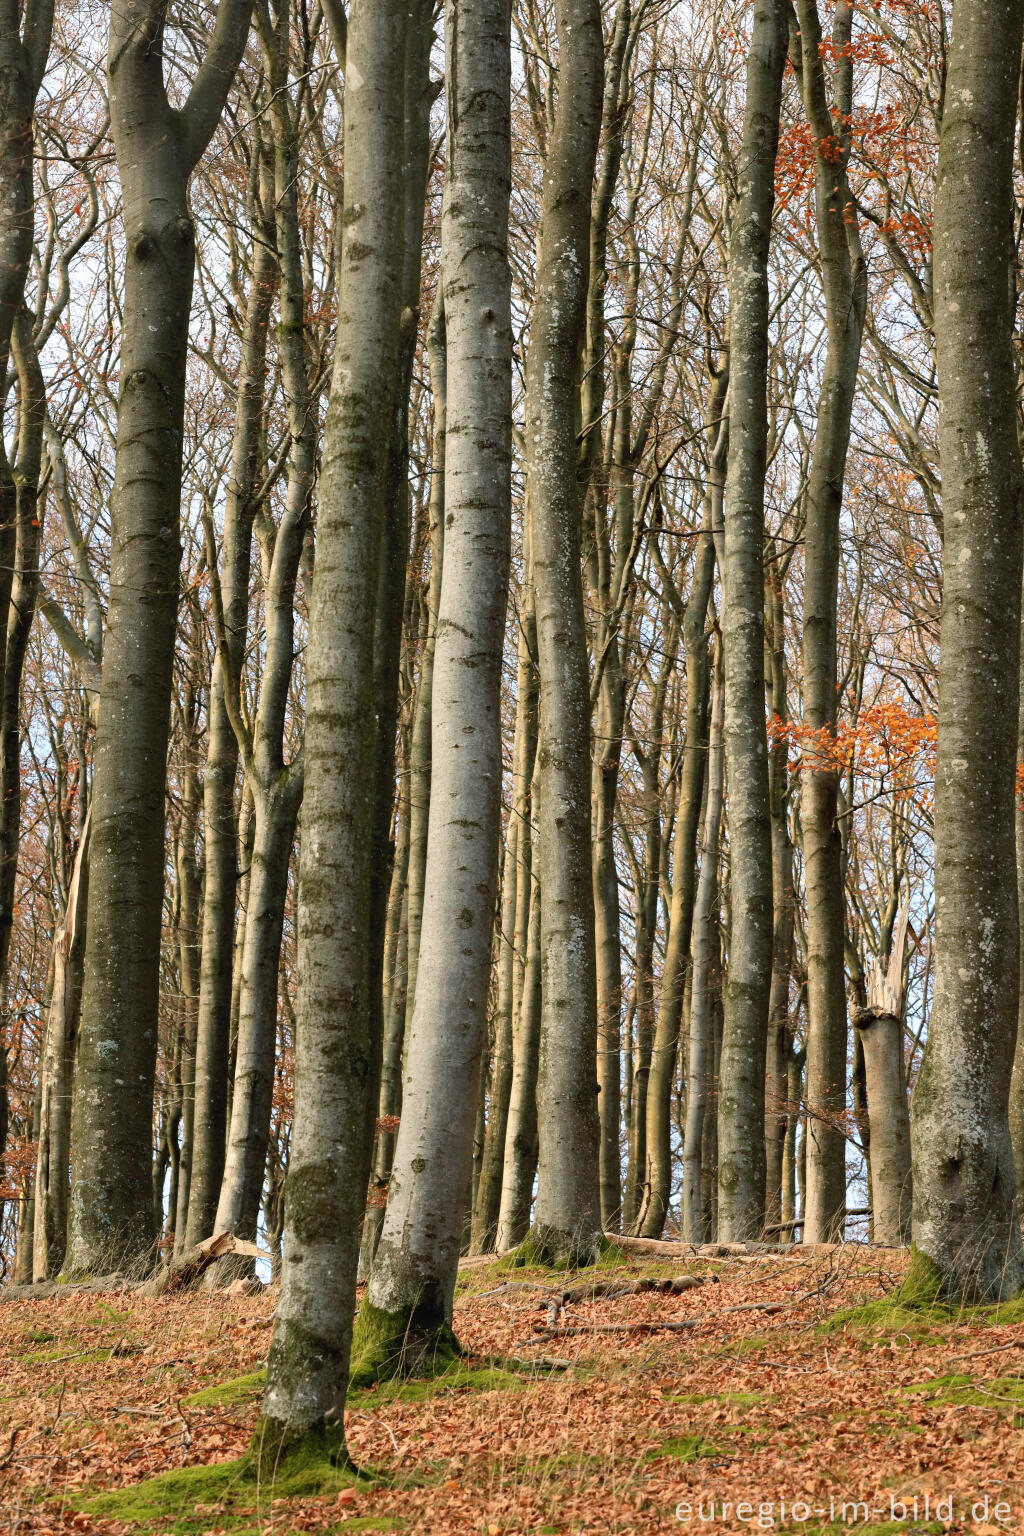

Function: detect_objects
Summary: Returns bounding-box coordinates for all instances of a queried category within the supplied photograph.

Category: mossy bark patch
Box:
[348,1297,461,1389]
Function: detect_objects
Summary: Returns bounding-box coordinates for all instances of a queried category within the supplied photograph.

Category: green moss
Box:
[647,1433,727,1462]
[898,1244,944,1306]
[348,1298,460,1389]
[181,1358,535,1416]
[826,1282,1024,1337]
[501,1224,610,1271]
[182,1368,267,1408]
[822,1297,954,1337]
[354,1362,532,1408]
[342,1522,404,1533]
[246,1415,353,1483]
[899,1372,1024,1408]
[663,1389,765,1406]
[781,1526,943,1536]
[82,1441,369,1535]
[713,1331,771,1354]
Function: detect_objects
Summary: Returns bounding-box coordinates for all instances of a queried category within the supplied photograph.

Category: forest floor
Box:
[4,1245,1024,1536]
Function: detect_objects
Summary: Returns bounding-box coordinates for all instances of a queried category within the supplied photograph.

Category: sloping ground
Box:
[3,1247,1024,1535]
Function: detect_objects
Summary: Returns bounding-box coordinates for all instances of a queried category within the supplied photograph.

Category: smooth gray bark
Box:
[522,0,605,1266]
[69,0,253,1275]
[908,0,1024,1301]
[795,0,866,1244]
[716,0,787,1242]
[184,162,276,1251]
[355,0,512,1362]
[257,0,407,1455]
[683,655,724,1241]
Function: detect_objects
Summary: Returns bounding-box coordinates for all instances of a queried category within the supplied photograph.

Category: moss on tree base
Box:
[502,1223,610,1271]
[82,1428,365,1532]
[246,1414,351,1483]
[896,1244,945,1307]
[347,1297,462,1390]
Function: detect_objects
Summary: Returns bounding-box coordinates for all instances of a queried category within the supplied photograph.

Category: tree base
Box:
[897,1240,1024,1307]
[503,1222,608,1271]
[246,1415,351,1483]
[348,1298,462,1389]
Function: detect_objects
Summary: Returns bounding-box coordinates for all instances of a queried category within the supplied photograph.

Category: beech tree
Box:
[255,0,407,1463]
[520,0,604,1269]
[68,0,253,1275]
[907,0,1024,1302]
[352,0,512,1375]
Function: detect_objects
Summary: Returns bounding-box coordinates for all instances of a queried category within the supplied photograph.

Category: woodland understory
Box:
[7,1247,1024,1536]
[3,0,1024,1522]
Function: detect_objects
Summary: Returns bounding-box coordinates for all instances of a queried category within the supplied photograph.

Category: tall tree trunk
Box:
[795,0,866,1244]
[522,0,604,1266]
[367,1,437,1150]
[764,559,794,1229]
[211,783,300,1251]
[172,685,203,1254]
[352,0,512,1378]
[185,157,275,1251]
[907,0,1024,1301]
[362,297,447,1269]
[255,0,407,1462]
[683,654,724,1241]
[716,0,787,1242]
[69,0,252,1275]
[471,813,518,1252]
[32,815,90,1279]
[497,766,542,1252]
[641,391,722,1237]
[1012,607,1024,1187]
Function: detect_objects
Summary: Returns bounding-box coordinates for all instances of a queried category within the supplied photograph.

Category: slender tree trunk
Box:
[352,0,512,1376]
[764,560,794,1229]
[32,815,90,1279]
[404,300,446,1021]
[795,0,866,1244]
[716,0,786,1241]
[497,771,542,1252]
[1012,609,1024,1188]
[185,157,275,1251]
[69,0,252,1275]
[367,2,437,1153]
[172,702,202,1254]
[782,1044,805,1243]
[907,0,1024,1301]
[212,783,301,1249]
[624,608,676,1230]
[683,655,724,1241]
[255,0,407,1461]
[362,298,447,1269]
[520,0,604,1266]
[642,401,722,1237]
[471,813,518,1251]
[855,1006,911,1246]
